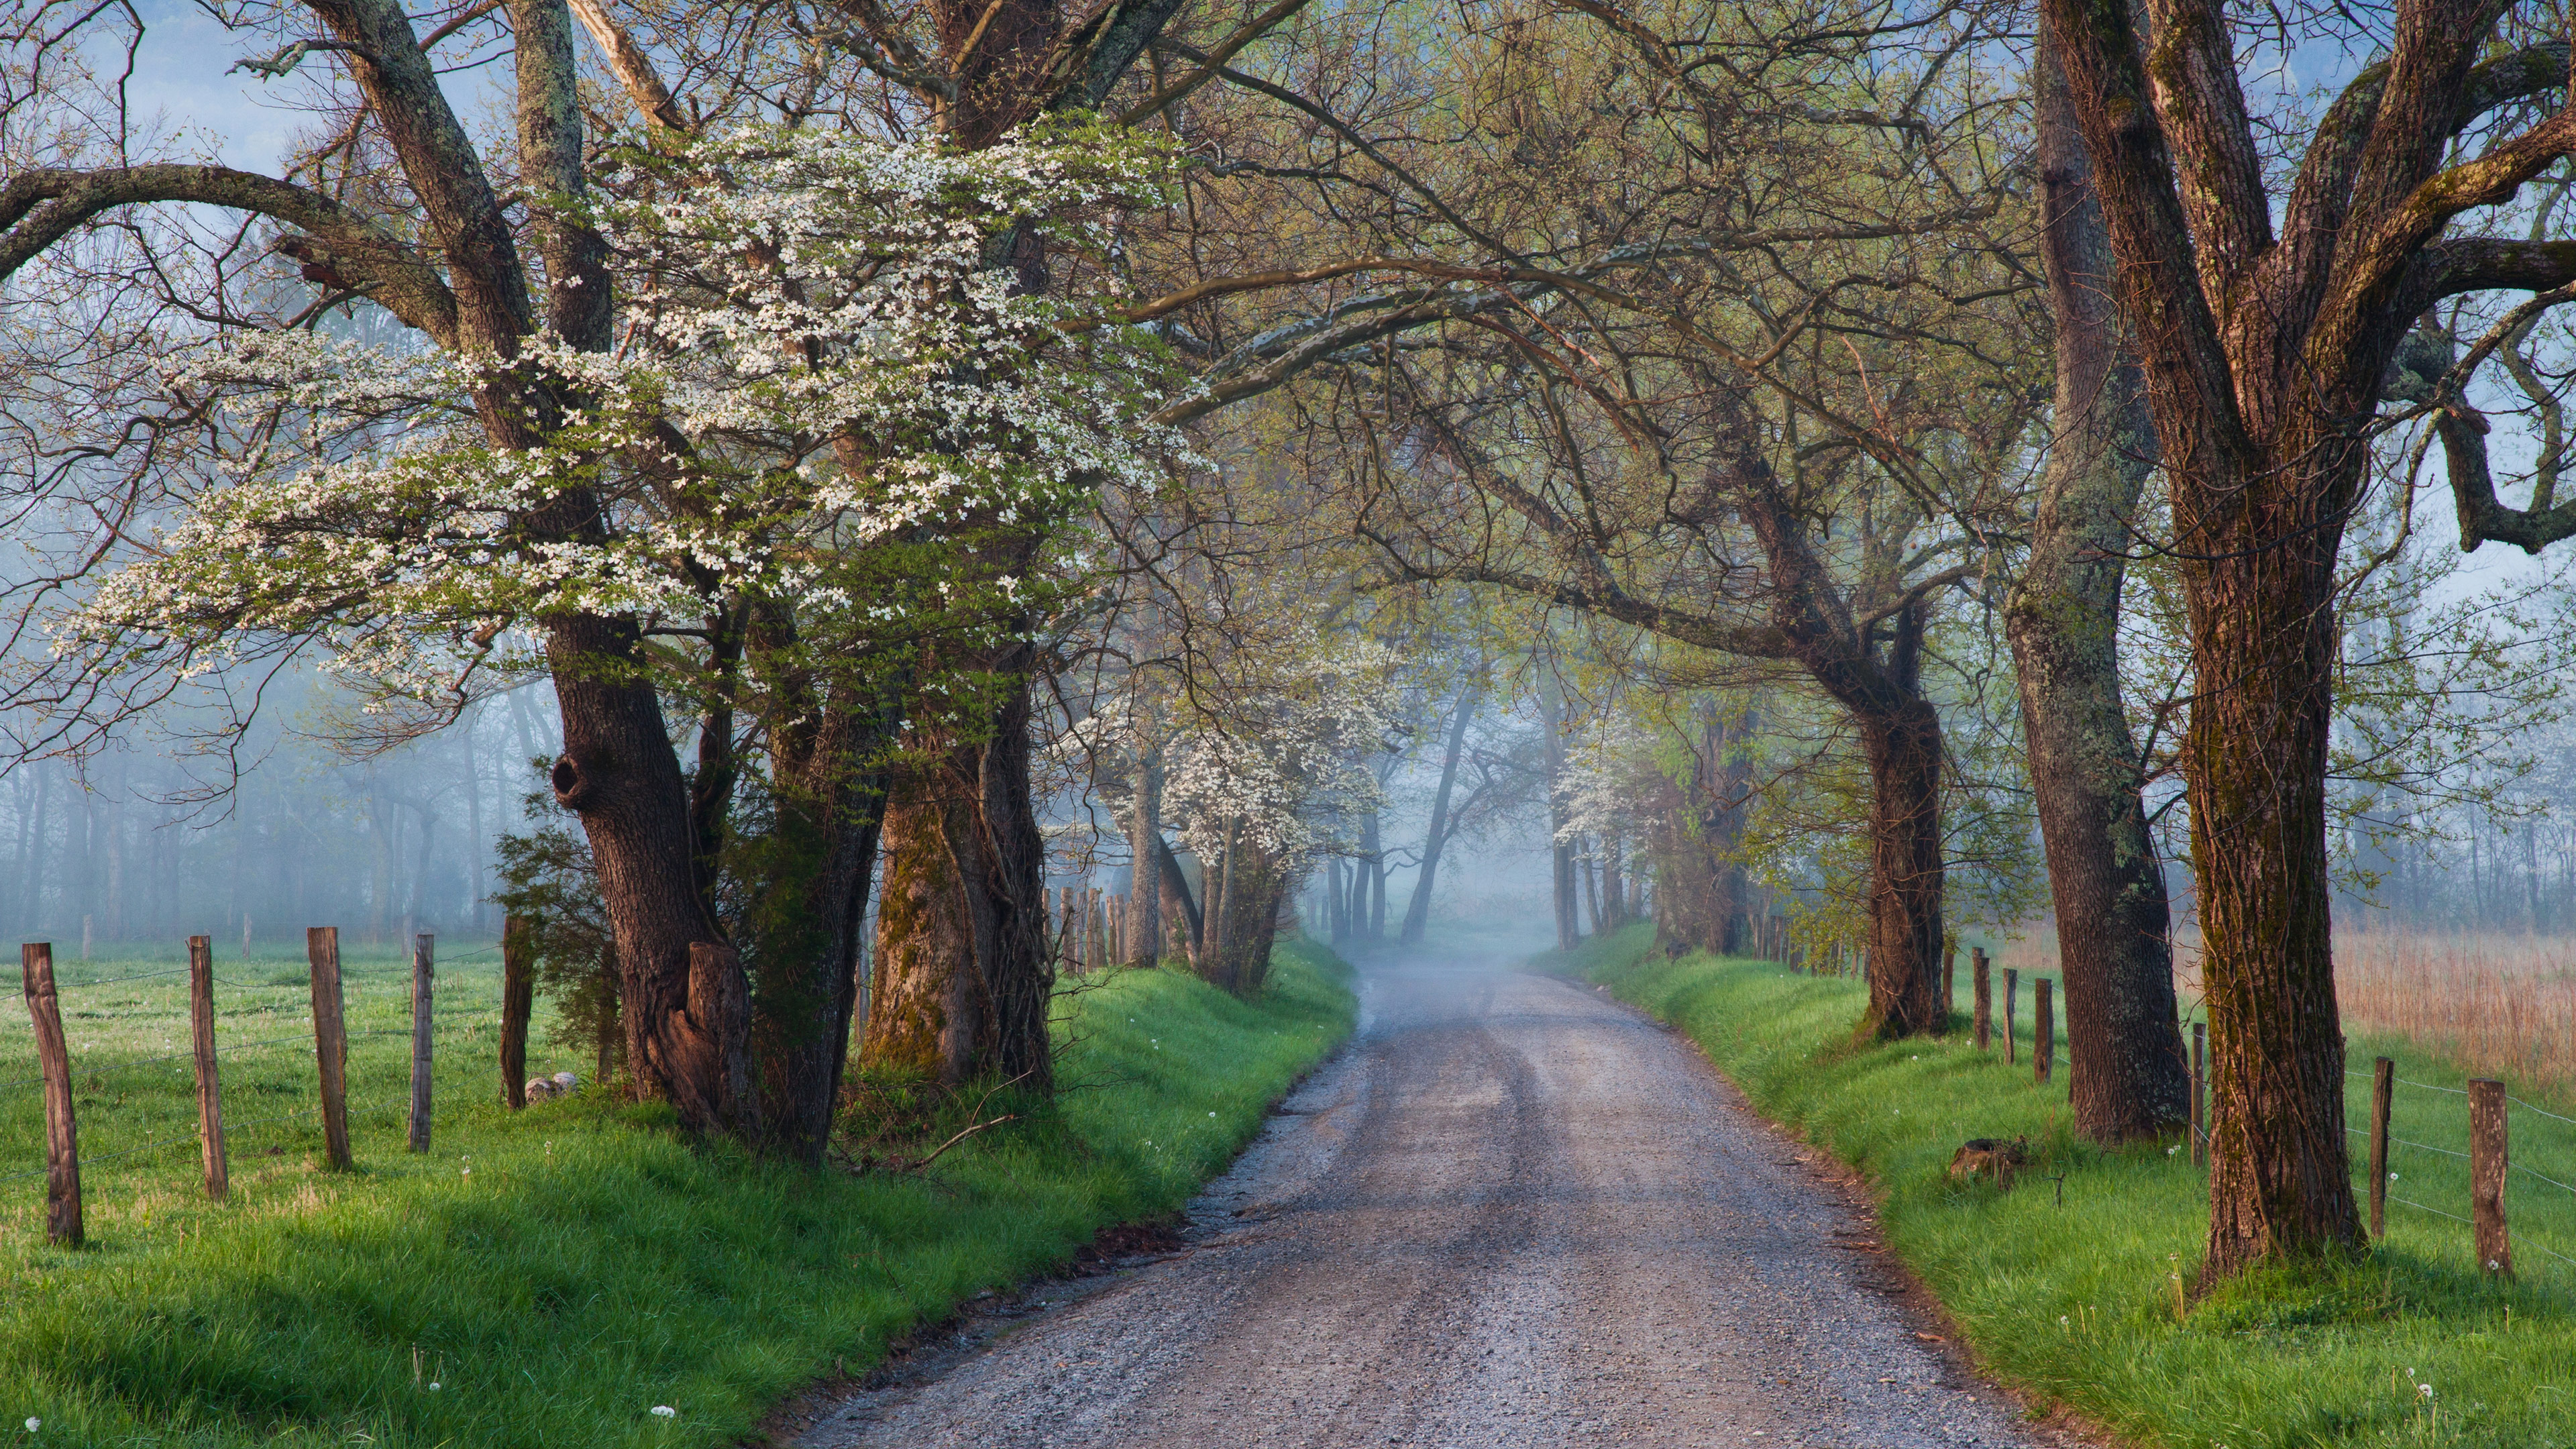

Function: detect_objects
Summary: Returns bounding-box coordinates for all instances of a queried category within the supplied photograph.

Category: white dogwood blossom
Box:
[1069,632,1398,867]
[57,119,1189,708]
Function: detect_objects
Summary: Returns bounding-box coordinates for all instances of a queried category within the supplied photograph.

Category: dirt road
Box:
[794,948,2057,1448]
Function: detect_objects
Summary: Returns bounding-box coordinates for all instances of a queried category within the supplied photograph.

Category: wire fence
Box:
[3,932,535,1251]
[1917,958,2576,1287]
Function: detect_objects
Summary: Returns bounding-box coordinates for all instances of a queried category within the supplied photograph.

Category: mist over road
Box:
[796,946,2057,1448]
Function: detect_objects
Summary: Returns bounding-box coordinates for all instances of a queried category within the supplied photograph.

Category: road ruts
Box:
[794,945,2068,1448]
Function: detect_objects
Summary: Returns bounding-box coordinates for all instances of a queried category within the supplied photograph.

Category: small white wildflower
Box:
[2388,1172,2400,1182]
[1208,1112,1216,1118]
[2418,1383,2434,1399]
[25,1417,40,1432]
[427,1383,441,1392]
[652,1405,678,1417]
[2167,1145,2182,1157]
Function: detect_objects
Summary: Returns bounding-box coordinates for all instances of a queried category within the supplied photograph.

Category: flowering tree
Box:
[1061,615,1395,989]
[0,0,1185,1151]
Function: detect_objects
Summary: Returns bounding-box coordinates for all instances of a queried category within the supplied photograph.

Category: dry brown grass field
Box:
[1998,922,2576,1107]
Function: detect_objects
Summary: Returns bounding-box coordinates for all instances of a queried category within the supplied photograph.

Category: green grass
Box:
[0,936,1356,1446]
[1558,922,2576,1449]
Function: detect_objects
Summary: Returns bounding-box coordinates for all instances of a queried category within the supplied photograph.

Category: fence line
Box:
[2345,1126,2474,1162]
[9,930,504,1242]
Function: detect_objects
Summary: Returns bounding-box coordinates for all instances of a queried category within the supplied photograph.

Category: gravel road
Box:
[792,947,2068,1448]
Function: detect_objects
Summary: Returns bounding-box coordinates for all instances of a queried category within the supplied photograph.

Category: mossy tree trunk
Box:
[2002,30,2188,1144]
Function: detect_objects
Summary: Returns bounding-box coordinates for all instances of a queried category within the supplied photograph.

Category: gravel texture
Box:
[793,947,2074,1448]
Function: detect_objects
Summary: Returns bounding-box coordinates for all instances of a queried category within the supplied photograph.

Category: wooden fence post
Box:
[2191,1024,2207,1167]
[2035,978,2055,1085]
[1972,948,1991,1050]
[2469,1078,2510,1277]
[409,933,435,1153]
[2003,968,2019,1067]
[2367,1056,2392,1238]
[189,935,228,1200]
[307,927,353,1170]
[500,915,533,1109]
[1942,947,1955,1020]
[21,943,80,1247]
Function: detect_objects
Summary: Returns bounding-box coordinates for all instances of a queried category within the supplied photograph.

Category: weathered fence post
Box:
[189,934,228,1200]
[2367,1056,2392,1238]
[2003,967,2019,1066]
[2469,1078,2510,1277]
[1972,948,1991,1050]
[21,943,80,1246]
[500,914,533,1109]
[409,933,435,1153]
[307,927,353,1169]
[1942,946,1955,1021]
[2035,978,2054,1085]
[2191,1023,2207,1167]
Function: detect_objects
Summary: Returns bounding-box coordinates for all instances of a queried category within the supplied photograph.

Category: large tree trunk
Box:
[967,676,1055,1093]
[2004,36,2190,1144]
[2188,460,2359,1280]
[1856,672,1947,1039]
[862,676,1056,1095]
[863,769,985,1086]
[750,663,895,1161]
[546,614,746,1132]
[1199,832,1283,993]
[1397,690,1477,944]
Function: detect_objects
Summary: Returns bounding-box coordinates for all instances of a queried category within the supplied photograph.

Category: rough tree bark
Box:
[2000,30,2190,1143]
[863,762,988,1087]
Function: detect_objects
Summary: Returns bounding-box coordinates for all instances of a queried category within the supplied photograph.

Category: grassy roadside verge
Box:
[1556,923,2576,1449]
[2,938,1355,1448]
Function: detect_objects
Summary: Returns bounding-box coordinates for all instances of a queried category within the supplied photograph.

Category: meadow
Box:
[1987,922,2576,1104]
[1566,923,2576,1449]
[0,934,1355,1446]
